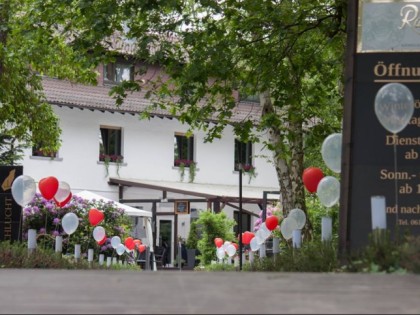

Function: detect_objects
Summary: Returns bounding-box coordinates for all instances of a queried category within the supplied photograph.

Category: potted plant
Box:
[188,161,197,183]
[175,159,197,183]
[186,220,199,268]
[99,154,124,176]
[239,163,257,184]
[111,154,124,176]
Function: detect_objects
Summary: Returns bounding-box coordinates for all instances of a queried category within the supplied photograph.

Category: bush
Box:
[244,239,339,272]
[195,210,236,265]
[186,219,199,249]
[341,230,418,274]
[22,193,132,259]
[241,230,420,274]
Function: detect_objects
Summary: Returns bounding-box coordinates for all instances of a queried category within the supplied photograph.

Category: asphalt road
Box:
[0,269,419,314]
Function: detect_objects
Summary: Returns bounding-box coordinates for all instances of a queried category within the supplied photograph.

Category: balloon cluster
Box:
[279,208,306,240]
[11,175,72,208]
[214,212,284,257]
[302,132,342,209]
[12,174,145,260]
[214,239,239,260]
[90,209,145,256]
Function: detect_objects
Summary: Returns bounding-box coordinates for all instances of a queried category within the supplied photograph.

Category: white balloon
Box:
[92,226,106,242]
[280,217,299,240]
[61,212,79,235]
[111,236,121,249]
[317,176,340,207]
[11,175,36,207]
[116,243,125,256]
[54,181,71,202]
[249,237,260,252]
[288,208,306,230]
[216,247,225,260]
[222,241,231,251]
[255,229,265,245]
[321,133,342,173]
[255,223,271,245]
[374,83,414,134]
[226,244,236,257]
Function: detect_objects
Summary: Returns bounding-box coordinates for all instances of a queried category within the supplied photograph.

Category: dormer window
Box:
[104,62,134,84]
[239,91,260,103]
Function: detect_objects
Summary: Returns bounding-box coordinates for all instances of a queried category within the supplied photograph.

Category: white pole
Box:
[28,229,37,252]
[99,254,105,265]
[249,250,254,264]
[292,229,302,248]
[55,236,63,253]
[272,237,280,254]
[88,249,94,263]
[259,243,266,258]
[74,244,81,260]
[321,217,333,242]
[371,196,387,230]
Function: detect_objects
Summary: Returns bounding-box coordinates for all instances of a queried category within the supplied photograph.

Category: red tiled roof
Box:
[42,77,262,123]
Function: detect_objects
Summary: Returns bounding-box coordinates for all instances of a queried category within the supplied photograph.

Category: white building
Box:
[21,60,279,264]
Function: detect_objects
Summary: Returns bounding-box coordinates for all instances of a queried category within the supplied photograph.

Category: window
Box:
[236,81,260,103]
[234,139,253,171]
[239,92,260,103]
[103,62,134,84]
[233,211,251,236]
[32,144,57,158]
[99,126,123,162]
[174,133,194,167]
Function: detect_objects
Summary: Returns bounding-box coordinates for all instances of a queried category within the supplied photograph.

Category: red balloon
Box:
[302,167,324,193]
[246,232,255,244]
[138,244,146,253]
[133,239,142,247]
[54,192,72,208]
[39,176,59,200]
[88,208,105,226]
[232,243,239,250]
[241,231,254,245]
[214,237,223,248]
[97,235,107,245]
[265,216,279,231]
[124,237,135,251]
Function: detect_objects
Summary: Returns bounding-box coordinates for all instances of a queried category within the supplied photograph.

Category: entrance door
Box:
[158,219,173,266]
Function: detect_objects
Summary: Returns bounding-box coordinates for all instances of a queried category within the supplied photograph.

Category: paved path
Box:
[0,269,419,314]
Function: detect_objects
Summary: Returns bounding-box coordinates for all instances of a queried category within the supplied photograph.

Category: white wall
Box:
[22,105,279,198]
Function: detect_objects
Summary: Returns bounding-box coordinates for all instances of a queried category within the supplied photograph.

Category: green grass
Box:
[0,241,141,270]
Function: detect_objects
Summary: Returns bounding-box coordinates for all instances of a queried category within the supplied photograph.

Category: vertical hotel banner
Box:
[0,166,23,241]
[341,0,420,251]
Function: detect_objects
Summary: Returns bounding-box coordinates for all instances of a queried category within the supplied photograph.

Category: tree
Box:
[113,0,346,234]
[0,0,125,157]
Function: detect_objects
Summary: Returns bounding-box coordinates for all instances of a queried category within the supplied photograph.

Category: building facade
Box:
[21,61,280,265]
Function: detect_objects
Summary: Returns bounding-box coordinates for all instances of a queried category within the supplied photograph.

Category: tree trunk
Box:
[260,90,294,213]
[261,89,313,239]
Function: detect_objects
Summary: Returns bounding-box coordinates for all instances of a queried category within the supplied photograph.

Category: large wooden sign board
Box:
[0,166,23,241]
[341,0,420,251]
